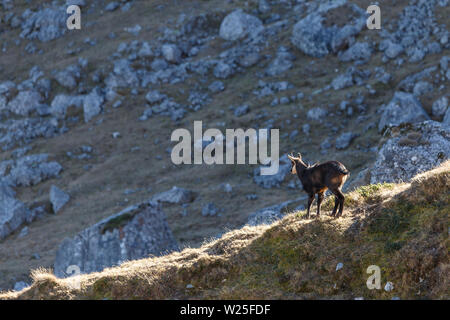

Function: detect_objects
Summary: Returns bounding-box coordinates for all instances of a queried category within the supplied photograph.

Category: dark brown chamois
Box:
[287,153,350,219]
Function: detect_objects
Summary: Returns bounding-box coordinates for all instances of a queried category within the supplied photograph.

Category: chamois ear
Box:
[297,152,302,159]
[287,154,296,162]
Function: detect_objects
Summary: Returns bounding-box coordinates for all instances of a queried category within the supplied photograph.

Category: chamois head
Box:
[287,152,305,174]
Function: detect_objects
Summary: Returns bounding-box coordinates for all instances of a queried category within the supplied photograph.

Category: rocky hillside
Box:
[1,161,448,299]
[0,0,449,293]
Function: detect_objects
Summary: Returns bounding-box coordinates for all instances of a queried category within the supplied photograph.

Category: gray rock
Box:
[291,13,334,58]
[7,90,42,116]
[152,186,196,204]
[371,121,449,184]
[413,81,433,96]
[219,9,263,41]
[50,185,70,213]
[213,62,233,79]
[307,107,327,121]
[54,201,179,277]
[335,132,356,150]
[234,104,249,117]
[332,73,353,90]
[378,92,430,132]
[432,96,448,118]
[443,108,450,127]
[0,118,60,150]
[339,42,372,62]
[384,41,404,59]
[161,44,182,64]
[208,81,225,93]
[105,2,120,12]
[145,90,167,104]
[83,89,104,123]
[1,154,62,187]
[202,202,218,217]
[20,6,67,42]
[265,47,295,76]
[50,94,84,119]
[0,183,29,240]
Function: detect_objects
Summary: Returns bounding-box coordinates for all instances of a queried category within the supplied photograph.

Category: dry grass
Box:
[1,161,448,300]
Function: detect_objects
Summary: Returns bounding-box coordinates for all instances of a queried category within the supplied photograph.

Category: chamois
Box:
[287,153,349,219]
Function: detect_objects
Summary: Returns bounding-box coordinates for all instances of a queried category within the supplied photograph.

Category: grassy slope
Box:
[2,161,448,300]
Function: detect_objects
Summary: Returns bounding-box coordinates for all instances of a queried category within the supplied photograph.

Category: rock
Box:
[18,226,29,238]
[331,73,353,90]
[413,81,433,96]
[219,9,263,41]
[50,94,84,119]
[1,154,62,187]
[202,202,218,217]
[105,2,120,12]
[307,107,327,121]
[378,92,430,132]
[13,281,29,292]
[161,44,182,64]
[291,13,334,58]
[83,88,104,123]
[0,183,29,240]
[54,202,179,277]
[213,62,233,79]
[50,185,70,214]
[145,90,167,104]
[444,108,450,127]
[105,59,140,89]
[335,132,356,150]
[234,104,249,117]
[265,47,295,76]
[20,6,67,42]
[339,42,372,62]
[7,90,42,116]
[383,41,404,59]
[54,69,78,90]
[152,186,196,204]
[336,262,343,271]
[223,183,232,193]
[371,121,449,184]
[432,96,448,118]
[208,81,225,93]
[0,118,60,151]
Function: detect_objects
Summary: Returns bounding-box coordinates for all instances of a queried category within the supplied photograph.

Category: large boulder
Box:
[7,90,42,116]
[0,183,30,240]
[83,89,104,123]
[370,121,449,184]
[291,13,335,58]
[0,154,62,187]
[20,6,67,42]
[219,9,263,41]
[291,2,366,58]
[378,92,430,132]
[54,201,179,277]
[49,185,70,214]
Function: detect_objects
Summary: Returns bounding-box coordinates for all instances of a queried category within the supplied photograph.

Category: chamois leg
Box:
[306,193,314,219]
[316,192,324,217]
[330,195,339,217]
[335,189,345,218]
